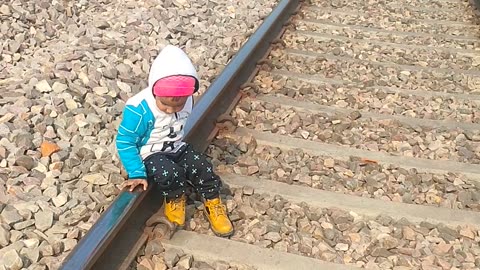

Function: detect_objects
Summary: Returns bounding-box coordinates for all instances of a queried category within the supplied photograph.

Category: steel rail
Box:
[473,0,480,11]
[59,0,300,269]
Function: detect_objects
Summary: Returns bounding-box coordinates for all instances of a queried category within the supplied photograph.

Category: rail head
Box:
[59,0,300,269]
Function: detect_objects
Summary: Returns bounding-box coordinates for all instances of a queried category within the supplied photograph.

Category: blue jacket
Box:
[116,45,197,179]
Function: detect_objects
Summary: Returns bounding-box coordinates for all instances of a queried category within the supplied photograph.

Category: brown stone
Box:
[40,141,60,157]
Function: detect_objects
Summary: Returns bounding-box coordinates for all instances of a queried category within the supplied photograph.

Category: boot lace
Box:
[209,202,227,220]
[170,197,185,212]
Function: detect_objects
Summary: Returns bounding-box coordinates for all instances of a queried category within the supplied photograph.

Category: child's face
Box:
[155,96,188,114]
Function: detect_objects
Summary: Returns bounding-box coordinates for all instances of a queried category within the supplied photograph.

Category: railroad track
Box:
[61,0,480,269]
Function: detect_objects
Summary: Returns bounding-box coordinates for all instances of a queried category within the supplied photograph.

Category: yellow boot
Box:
[164,195,186,228]
[204,197,234,237]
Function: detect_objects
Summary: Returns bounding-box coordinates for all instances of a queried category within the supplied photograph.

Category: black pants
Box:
[144,144,222,200]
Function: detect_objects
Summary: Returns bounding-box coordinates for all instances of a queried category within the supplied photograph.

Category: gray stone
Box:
[265,221,281,233]
[437,224,459,241]
[264,232,282,243]
[459,227,475,239]
[39,244,54,257]
[420,221,436,230]
[39,255,62,269]
[52,82,68,93]
[66,228,80,239]
[52,151,69,163]
[402,226,416,241]
[214,261,230,270]
[177,255,193,269]
[433,243,452,255]
[0,146,7,160]
[9,231,23,243]
[229,213,241,222]
[13,219,34,230]
[51,241,64,255]
[117,81,131,93]
[101,184,117,197]
[335,243,349,251]
[458,191,473,204]
[94,20,110,29]
[65,99,78,110]
[21,247,40,264]
[82,173,108,185]
[43,186,58,198]
[164,248,182,268]
[323,228,335,240]
[102,164,120,174]
[370,247,393,257]
[0,4,11,15]
[116,63,132,75]
[349,111,362,120]
[237,205,256,219]
[76,148,95,160]
[35,80,52,93]
[376,215,393,226]
[192,261,214,269]
[380,236,399,249]
[324,158,335,168]
[2,249,23,270]
[242,186,254,196]
[34,211,53,231]
[52,192,68,207]
[14,155,35,170]
[320,252,337,262]
[145,239,164,256]
[0,241,24,257]
[71,205,88,217]
[63,239,77,251]
[23,238,40,249]
[102,69,118,79]
[138,257,153,270]
[365,176,379,188]
[0,226,10,247]
[1,207,23,225]
[7,41,20,55]
[330,209,353,225]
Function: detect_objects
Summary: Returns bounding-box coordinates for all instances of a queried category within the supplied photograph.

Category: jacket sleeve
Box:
[116,105,147,179]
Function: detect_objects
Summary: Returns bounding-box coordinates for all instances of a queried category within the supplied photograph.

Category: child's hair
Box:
[160,96,184,101]
[157,96,187,106]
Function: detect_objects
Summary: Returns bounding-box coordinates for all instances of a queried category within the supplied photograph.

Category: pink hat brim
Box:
[153,75,196,97]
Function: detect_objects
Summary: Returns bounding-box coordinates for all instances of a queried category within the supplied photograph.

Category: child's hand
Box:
[123,179,148,192]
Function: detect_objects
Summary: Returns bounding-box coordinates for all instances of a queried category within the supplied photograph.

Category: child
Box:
[115,45,233,237]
